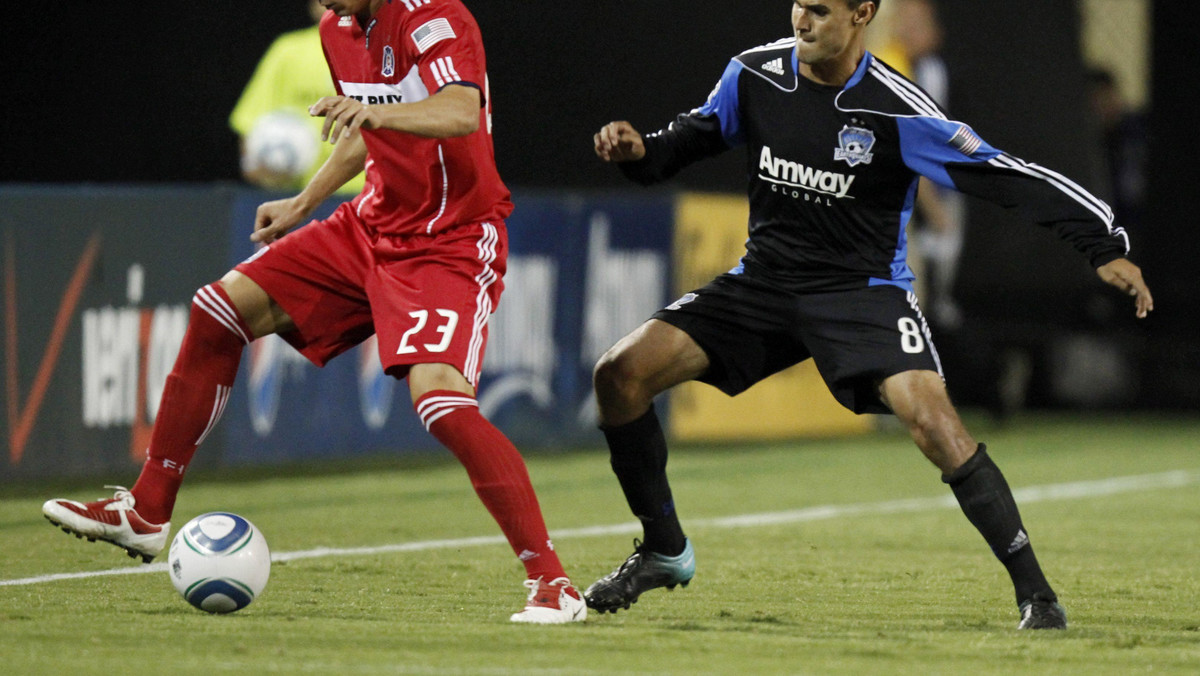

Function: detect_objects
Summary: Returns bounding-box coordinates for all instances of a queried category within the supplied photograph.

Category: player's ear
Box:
[855,2,876,25]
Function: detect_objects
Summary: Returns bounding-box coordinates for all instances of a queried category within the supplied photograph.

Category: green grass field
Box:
[2,413,1198,675]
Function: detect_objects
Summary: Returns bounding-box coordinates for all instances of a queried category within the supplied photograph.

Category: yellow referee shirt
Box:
[230,25,366,194]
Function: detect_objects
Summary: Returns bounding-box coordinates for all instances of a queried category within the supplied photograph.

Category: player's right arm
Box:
[309,84,481,142]
[595,121,646,162]
[251,129,368,244]
[601,59,745,185]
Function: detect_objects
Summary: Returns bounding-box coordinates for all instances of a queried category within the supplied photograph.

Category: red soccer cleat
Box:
[43,486,170,563]
[509,576,587,624]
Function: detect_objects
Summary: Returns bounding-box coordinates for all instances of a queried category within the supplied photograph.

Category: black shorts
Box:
[652,273,942,414]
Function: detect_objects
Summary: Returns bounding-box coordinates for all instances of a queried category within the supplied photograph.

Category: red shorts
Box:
[235,202,507,387]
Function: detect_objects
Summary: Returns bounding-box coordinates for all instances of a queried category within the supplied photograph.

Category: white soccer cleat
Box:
[509,576,587,624]
[42,486,170,563]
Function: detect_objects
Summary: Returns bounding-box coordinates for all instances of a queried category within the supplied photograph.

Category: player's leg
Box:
[878,369,976,472]
[43,271,290,562]
[46,206,372,562]
[801,286,1064,629]
[406,362,584,624]
[879,370,1066,629]
[593,318,708,550]
[130,271,293,520]
[376,221,583,623]
[584,319,709,613]
[589,274,805,613]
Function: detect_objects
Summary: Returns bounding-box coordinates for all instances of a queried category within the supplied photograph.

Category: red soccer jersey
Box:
[319,0,512,235]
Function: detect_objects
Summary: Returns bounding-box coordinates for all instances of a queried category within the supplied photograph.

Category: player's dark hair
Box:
[846,0,881,18]
[847,0,881,9]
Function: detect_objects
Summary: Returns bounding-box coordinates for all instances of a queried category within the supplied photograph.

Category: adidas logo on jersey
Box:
[761,57,785,75]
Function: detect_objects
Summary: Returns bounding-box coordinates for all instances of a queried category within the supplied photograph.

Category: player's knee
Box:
[187,282,251,342]
[906,404,957,440]
[905,404,974,471]
[906,404,940,433]
[211,271,290,339]
[592,349,628,395]
[593,347,648,407]
[408,363,473,402]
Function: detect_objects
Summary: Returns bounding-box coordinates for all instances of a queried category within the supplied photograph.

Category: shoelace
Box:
[102,485,136,506]
[522,577,572,601]
[611,540,649,578]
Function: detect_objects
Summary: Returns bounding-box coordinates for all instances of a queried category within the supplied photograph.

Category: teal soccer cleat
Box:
[584,539,695,614]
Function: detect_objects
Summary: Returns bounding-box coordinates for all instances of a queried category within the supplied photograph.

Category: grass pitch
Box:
[2,413,1198,674]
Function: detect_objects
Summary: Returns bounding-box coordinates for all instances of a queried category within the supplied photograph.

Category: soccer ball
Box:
[168,512,271,614]
[242,110,320,181]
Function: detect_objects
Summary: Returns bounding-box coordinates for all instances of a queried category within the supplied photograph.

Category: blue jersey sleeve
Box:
[693,59,746,147]
[896,116,1000,189]
[897,116,1129,267]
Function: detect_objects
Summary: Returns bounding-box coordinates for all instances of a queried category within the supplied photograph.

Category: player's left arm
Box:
[1096,257,1154,318]
[898,115,1154,318]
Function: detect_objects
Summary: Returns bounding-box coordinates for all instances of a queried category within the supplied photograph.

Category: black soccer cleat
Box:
[584,539,695,614]
[1017,591,1068,629]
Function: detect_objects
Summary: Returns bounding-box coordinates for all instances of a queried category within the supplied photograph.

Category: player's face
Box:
[792,0,864,65]
[319,0,375,19]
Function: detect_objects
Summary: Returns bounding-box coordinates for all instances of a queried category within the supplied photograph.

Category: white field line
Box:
[4,468,1196,588]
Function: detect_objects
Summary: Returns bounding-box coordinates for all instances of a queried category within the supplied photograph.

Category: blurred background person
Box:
[229,0,365,193]
[876,0,965,330]
[1087,66,1147,233]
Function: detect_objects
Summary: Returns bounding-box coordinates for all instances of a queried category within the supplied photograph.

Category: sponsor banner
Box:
[667,193,871,441]
[1,186,673,480]
[0,186,230,481]
[4,185,864,480]
[488,192,674,444]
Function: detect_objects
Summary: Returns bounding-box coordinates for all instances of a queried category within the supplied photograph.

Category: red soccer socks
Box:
[131,283,251,523]
[415,390,566,581]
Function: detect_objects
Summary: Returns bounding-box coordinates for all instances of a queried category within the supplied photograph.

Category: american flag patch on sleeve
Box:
[412,18,456,53]
[948,125,983,155]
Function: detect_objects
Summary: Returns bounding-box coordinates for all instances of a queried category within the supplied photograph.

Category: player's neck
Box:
[355,0,386,25]
[798,46,864,87]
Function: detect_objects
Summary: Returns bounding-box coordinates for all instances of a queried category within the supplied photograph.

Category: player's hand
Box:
[310,96,379,144]
[1096,258,1154,318]
[251,196,311,244]
[595,121,646,162]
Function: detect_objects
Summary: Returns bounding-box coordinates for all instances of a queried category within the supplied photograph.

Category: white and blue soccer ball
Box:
[168,512,271,614]
[242,109,320,181]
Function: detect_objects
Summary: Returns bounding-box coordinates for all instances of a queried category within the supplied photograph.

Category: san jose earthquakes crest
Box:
[834,125,875,166]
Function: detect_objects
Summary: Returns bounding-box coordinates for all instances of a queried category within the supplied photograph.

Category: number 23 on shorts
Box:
[397,309,460,354]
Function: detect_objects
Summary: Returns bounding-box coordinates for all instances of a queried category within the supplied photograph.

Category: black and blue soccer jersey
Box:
[620,39,1130,293]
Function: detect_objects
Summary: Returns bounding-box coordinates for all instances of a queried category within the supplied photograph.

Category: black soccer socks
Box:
[944,444,1055,606]
[602,405,688,556]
